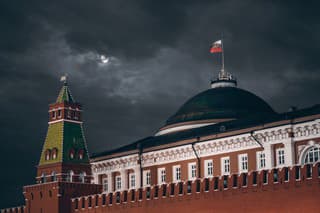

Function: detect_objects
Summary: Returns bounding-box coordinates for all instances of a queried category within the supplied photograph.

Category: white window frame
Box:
[256,151,266,170]
[102,177,108,192]
[129,173,136,189]
[158,168,166,184]
[277,148,285,166]
[238,154,248,173]
[115,175,121,191]
[172,165,181,182]
[204,160,213,177]
[143,170,151,187]
[221,157,230,175]
[188,162,197,180]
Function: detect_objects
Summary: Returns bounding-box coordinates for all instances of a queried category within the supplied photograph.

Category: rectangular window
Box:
[238,154,248,173]
[205,160,213,177]
[143,170,151,186]
[257,151,266,169]
[263,170,268,184]
[158,168,166,184]
[52,111,56,118]
[188,162,197,180]
[277,148,285,165]
[102,178,108,192]
[173,165,181,182]
[130,173,135,189]
[221,157,230,175]
[284,167,289,181]
[115,176,121,191]
[57,110,61,117]
[252,171,257,185]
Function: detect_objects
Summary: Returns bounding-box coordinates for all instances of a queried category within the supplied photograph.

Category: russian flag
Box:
[210,40,223,53]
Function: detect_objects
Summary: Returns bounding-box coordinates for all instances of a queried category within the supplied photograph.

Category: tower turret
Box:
[37,78,90,183]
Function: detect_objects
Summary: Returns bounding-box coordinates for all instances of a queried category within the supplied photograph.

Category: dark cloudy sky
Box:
[1,0,320,208]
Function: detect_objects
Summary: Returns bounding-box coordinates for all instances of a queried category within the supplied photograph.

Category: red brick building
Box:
[1,70,320,213]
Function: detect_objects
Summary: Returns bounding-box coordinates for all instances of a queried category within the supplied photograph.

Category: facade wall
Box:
[92,118,320,194]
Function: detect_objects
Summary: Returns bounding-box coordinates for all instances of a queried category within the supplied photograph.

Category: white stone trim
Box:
[48,119,83,124]
[155,122,215,136]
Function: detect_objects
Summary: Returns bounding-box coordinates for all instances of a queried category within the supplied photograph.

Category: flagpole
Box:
[221,33,225,74]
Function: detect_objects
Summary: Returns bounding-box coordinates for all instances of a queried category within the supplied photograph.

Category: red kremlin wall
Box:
[72,163,320,213]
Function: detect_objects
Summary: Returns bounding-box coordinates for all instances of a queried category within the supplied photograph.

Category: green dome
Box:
[166,87,276,125]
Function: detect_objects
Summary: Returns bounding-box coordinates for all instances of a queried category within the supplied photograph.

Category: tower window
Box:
[51,171,57,182]
[69,149,75,159]
[45,149,51,161]
[79,172,86,183]
[51,148,58,160]
[66,170,73,182]
[57,110,61,118]
[52,111,56,118]
[41,173,46,183]
[78,149,84,160]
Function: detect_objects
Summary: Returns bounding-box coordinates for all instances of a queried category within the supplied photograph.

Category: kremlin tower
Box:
[23,78,101,213]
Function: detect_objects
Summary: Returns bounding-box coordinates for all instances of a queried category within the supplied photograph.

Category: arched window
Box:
[304,146,320,164]
[69,149,75,160]
[66,170,74,182]
[79,171,86,183]
[51,171,57,182]
[41,173,46,183]
[51,148,58,160]
[78,149,84,160]
[45,149,51,161]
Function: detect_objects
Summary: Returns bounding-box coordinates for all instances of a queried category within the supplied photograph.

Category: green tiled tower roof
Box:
[39,122,89,165]
[39,82,89,166]
[56,82,75,103]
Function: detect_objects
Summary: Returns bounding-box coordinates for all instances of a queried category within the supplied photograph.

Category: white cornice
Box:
[48,119,83,124]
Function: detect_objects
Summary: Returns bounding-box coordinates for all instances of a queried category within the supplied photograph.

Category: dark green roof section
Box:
[62,122,90,164]
[166,87,276,125]
[39,121,89,166]
[91,104,320,159]
[56,83,75,103]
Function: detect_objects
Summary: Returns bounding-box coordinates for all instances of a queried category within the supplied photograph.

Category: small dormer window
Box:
[70,149,75,159]
[78,149,84,160]
[57,110,61,118]
[45,149,51,160]
[52,148,58,160]
[52,111,56,118]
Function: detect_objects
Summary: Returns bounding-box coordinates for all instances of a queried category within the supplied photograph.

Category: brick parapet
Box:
[71,163,320,213]
[0,206,25,213]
